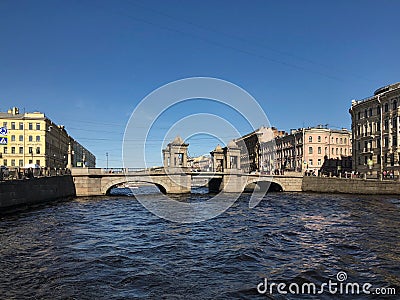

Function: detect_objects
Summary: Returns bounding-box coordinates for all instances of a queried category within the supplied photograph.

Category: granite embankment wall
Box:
[302,176,400,194]
[0,176,76,209]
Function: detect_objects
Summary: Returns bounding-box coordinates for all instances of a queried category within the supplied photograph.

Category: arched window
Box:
[309,136,312,142]
[317,136,321,142]
[393,100,398,110]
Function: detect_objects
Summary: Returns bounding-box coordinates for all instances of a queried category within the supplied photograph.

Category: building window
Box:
[336,138,338,144]
[29,159,32,164]
[19,147,23,154]
[377,138,381,148]
[340,138,343,144]
[377,106,381,115]
[309,159,313,166]
[364,109,367,118]
[36,147,40,154]
[325,147,328,155]
[308,136,312,142]
[11,122,15,130]
[3,159,7,166]
[344,138,347,144]
[336,148,339,155]
[393,136,397,147]
[385,136,389,147]
[332,148,335,154]
[384,119,389,130]
[11,159,15,166]
[385,103,389,112]
[36,135,40,142]
[369,108,373,117]
[36,123,40,130]
[340,148,343,155]
[393,117,397,129]
[29,135,33,142]
[309,147,313,154]
[318,147,321,154]
[357,112,361,120]
[36,160,40,165]
[317,136,321,142]
[29,147,33,154]
[29,123,33,130]
[345,149,347,155]
[317,159,321,166]
[11,147,15,154]
[19,159,23,167]
[19,135,23,142]
[10,135,15,142]
[19,122,23,130]
[377,121,381,131]
[393,100,397,110]
[2,122,7,128]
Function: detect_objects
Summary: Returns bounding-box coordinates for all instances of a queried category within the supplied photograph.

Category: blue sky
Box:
[1,0,399,167]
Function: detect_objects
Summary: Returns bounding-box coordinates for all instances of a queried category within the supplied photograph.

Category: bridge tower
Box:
[161,136,191,193]
[163,136,189,170]
[210,144,225,172]
[209,140,246,192]
[224,140,241,171]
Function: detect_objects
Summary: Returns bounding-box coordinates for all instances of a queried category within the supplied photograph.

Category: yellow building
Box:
[0,107,95,168]
[349,82,400,177]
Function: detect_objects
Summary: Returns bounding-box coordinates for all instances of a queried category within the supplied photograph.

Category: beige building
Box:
[0,107,95,168]
[349,82,400,177]
[188,155,212,171]
[262,126,352,174]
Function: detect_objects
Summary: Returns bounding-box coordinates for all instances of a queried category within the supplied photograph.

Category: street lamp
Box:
[106,152,109,170]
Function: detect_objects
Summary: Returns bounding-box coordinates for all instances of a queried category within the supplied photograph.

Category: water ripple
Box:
[0,192,399,299]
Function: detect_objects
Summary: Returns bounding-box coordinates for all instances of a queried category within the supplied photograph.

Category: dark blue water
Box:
[0,190,399,299]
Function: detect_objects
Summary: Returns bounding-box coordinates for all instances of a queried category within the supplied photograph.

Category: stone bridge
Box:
[72,136,303,196]
[71,168,303,196]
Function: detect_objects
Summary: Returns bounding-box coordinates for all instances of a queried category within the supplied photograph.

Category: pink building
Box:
[262,126,352,174]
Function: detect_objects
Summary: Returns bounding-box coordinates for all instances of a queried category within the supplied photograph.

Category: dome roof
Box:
[172,135,184,145]
[214,144,223,151]
[228,140,237,148]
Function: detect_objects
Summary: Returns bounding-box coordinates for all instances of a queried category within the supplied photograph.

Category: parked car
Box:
[0,165,9,179]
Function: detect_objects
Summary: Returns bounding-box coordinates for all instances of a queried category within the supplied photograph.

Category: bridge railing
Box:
[101,167,164,174]
[0,167,71,181]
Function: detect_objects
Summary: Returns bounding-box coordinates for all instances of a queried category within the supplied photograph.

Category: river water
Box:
[0,188,399,299]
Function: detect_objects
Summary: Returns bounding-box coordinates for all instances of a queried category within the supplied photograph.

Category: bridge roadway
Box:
[71,168,303,197]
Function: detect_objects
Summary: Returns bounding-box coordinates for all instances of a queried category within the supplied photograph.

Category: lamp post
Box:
[106,152,109,170]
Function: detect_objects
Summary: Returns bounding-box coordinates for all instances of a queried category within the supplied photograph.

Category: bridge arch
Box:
[244,177,285,192]
[101,177,168,195]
